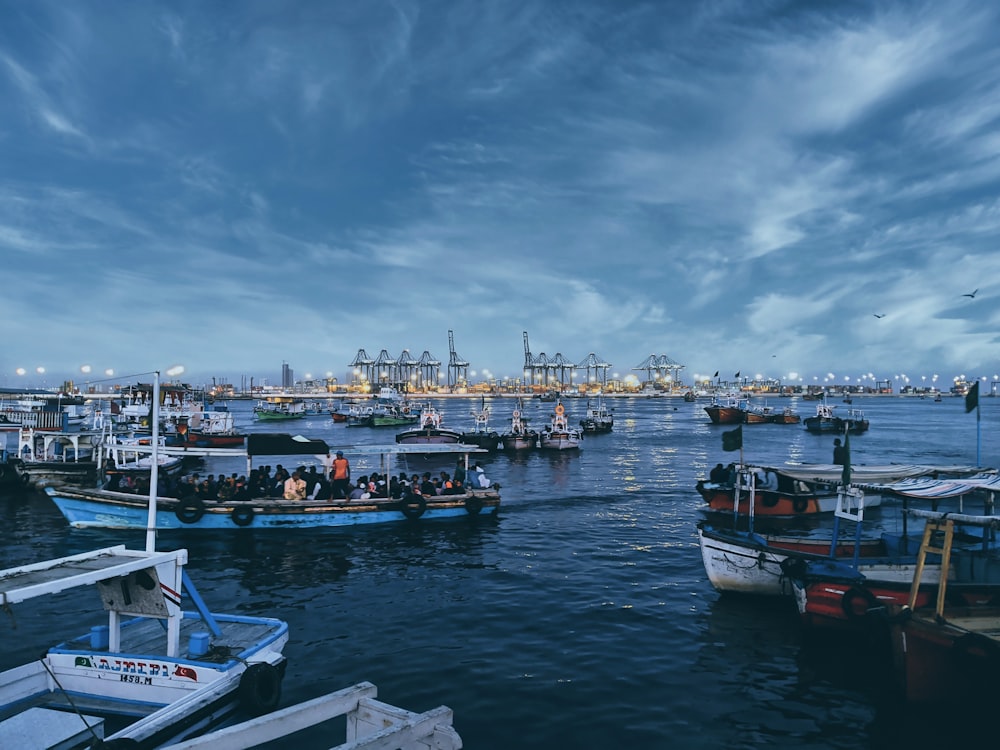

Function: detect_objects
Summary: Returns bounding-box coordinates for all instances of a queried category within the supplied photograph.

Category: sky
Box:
[2,0,999,391]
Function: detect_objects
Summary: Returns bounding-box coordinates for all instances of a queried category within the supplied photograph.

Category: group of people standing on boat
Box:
[104,450,492,503]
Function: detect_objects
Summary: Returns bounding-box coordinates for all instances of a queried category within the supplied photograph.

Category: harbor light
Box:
[81,365,92,374]
[166,365,185,377]
[15,368,26,376]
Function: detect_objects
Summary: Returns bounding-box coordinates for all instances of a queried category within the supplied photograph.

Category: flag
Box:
[734,371,741,378]
[840,431,851,486]
[965,381,979,413]
[713,371,719,378]
[722,425,742,452]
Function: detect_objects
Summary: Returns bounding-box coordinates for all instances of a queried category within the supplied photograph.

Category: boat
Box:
[803,401,870,433]
[579,396,614,434]
[114,382,206,431]
[683,391,697,402]
[0,374,289,747]
[500,399,538,451]
[13,427,103,488]
[0,425,29,491]
[166,408,246,448]
[252,396,307,421]
[0,397,68,431]
[0,545,289,747]
[703,393,745,424]
[46,438,500,529]
[786,491,1000,634]
[880,512,1000,704]
[395,405,462,445]
[766,406,801,424]
[370,402,420,428]
[173,681,462,749]
[698,468,1000,597]
[539,401,581,451]
[459,398,502,452]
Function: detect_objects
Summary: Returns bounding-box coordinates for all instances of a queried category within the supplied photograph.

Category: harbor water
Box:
[1,394,996,748]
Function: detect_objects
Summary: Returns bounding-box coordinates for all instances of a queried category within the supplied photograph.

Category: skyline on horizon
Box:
[3,2,999,386]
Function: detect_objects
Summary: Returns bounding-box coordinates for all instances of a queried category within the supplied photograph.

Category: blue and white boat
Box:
[0,374,289,747]
[45,437,499,530]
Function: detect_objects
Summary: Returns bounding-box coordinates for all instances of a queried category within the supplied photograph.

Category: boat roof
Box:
[877,473,1000,499]
[752,463,989,484]
[0,545,186,606]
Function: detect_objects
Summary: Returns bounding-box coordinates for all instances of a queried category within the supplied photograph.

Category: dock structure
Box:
[350,348,442,391]
[576,352,613,386]
[447,330,469,388]
[633,353,685,386]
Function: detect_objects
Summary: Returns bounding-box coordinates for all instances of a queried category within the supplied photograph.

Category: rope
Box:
[1,593,15,630]
[39,657,103,744]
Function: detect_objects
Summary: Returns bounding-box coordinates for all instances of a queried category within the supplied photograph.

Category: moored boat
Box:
[395,405,462,445]
[539,401,581,451]
[459,398,502,452]
[579,396,614,434]
[0,545,289,747]
[704,393,744,424]
[803,402,869,433]
[500,399,538,451]
[252,396,307,421]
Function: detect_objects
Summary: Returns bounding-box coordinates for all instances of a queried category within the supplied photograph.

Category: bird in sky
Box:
[962,288,979,298]
[873,313,885,318]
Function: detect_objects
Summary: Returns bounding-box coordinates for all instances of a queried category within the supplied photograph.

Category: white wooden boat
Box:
[1,373,290,747]
[0,545,289,748]
[500,399,537,451]
[538,401,581,450]
[169,681,462,750]
[14,427,102,488]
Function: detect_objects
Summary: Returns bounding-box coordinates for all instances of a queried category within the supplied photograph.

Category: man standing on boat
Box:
[331,450,351,499]
[832,438,847,465]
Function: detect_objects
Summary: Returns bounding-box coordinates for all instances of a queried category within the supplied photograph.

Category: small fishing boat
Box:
[704,393,744,424]
[803,401,870,433]
[500,399,538,451]
[539,401,581,451]
[766,406,801,424]
[395,405,462,445]
[0,374,289,747]
[370,402,420,428]
[459,398,502,452]
[683,391,697,402]
[252,396,307,421]
[579,396,614,434]
[166,408,246,448]
[13,427,102,488]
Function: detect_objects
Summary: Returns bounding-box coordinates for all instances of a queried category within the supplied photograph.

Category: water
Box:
[1,395,996,748]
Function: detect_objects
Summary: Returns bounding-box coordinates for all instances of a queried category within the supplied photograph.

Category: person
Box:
[331,451,351,499]
[454,459,467,488]
[833,438,847,466]
[471,463,490,489]
[709,463,727,483]
[283,470,307,501]
[420,472,437,497]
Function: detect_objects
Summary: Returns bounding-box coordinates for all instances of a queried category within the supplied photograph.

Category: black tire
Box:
[231,505,255,527]
[465,494,483,516]
[792,497,809,513]
[21,472,31,486]
[401,495,427,520]
[760,492,779,508]
[841,586,879,619]
[175,498,205,524]
[238,662,282,716]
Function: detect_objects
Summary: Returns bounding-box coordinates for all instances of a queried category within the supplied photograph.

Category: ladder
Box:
[908,518,954,617]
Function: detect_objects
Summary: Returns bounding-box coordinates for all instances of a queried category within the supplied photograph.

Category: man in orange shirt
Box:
[331,450,351,499]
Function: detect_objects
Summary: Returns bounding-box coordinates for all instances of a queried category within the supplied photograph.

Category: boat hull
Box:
[696,480,883,517]
[395,429,462,445]
[46,486,500,529]
[704,406,743,425]
[501,433,537,451]
[539,432,581,450]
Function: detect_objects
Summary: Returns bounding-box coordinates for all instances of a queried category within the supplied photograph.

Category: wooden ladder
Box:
[908,518,954,618]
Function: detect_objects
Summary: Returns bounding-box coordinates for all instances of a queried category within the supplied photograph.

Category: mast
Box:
[146,370,160,553]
